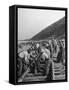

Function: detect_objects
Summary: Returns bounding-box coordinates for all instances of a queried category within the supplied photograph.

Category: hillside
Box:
[31,17,65,41]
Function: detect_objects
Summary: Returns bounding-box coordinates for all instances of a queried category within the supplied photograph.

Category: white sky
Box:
[18,8,65,40]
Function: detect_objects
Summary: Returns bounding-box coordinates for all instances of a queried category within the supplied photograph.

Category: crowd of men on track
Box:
[17,38,65,81]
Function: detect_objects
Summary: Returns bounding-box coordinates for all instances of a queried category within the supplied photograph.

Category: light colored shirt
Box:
[19,51,30,63]
[41,48,50,59]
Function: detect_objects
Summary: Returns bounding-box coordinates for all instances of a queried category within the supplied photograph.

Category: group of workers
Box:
[17,38,65,81]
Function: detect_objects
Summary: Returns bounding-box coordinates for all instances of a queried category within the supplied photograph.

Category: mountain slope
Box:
[31,17,65,41]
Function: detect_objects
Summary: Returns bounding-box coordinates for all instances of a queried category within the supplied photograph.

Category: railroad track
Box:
[52,62,65,80]
[18,61,65,82]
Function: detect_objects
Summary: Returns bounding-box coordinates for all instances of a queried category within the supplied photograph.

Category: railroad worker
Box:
[19,49,31,72]
[19,50,30,64]
[51,38,57,54]
[42,45,53,80]
[29,50,37,74]
[60,40,65,65]
[50,39,59,62]
[37,45,52,78]
[57,40,64,64]
[62,40,65,65]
